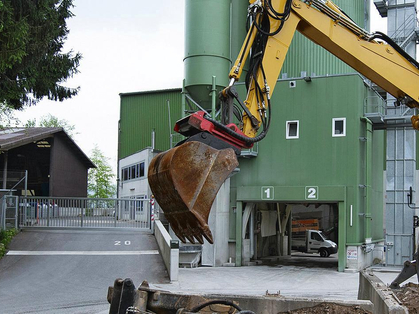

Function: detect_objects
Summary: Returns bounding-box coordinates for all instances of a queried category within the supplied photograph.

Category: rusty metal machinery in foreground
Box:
[107,278,255,314]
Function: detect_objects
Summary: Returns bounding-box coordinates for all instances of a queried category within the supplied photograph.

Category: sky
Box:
[14,1,387,174]
[14,0,186,172]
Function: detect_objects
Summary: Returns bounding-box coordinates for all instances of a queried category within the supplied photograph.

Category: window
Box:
[139,162,145,177]
[311,232,322,241]
[286,120,299,139]
[123,168,129,181]
[121,161,146,182]
[332,118,346,137]
[130,165,135,180]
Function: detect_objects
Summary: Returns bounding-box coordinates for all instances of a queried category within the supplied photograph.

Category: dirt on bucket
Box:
[394,282,419,313]
[278,302,372,314]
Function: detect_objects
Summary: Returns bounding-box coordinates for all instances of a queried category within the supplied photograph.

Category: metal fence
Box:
[1,195,18,230]
[17,197,153,230]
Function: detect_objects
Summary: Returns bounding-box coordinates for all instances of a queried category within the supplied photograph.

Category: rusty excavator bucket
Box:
[148,141,238,244]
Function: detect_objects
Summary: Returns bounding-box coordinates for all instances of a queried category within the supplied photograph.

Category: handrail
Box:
[391,13,418,42]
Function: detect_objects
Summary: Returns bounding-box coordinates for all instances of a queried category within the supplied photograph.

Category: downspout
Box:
[235,202,243,267]
[361,117,373,242]
[181,79,186,119]
[151,129,156,150]
[211,76,217,120]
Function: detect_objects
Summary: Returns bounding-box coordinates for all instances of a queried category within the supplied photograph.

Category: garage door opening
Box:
[241,202,338,269]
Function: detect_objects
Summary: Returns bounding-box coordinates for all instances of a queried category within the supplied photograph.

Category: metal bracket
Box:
[407,186,419,209]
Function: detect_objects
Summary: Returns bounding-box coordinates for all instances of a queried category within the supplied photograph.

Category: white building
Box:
[118,147,156,222]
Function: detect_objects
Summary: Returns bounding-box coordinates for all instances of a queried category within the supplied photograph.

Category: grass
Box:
[0,229,18,258]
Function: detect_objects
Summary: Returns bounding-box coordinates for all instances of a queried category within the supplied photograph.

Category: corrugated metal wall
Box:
[281,0,366,78]
[386,127,416,265]
[384,0,417,266]
[119,89,182,160]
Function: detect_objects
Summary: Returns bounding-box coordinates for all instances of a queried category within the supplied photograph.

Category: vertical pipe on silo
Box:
[181,79,186,118]
[211,76,216,119]
[231,0,249,82]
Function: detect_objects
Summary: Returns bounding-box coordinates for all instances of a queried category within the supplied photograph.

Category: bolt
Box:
[153,291,160,301]
[124,279,133,287]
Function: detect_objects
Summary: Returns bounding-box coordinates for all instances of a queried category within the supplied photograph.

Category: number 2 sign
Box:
[305,186,318,200]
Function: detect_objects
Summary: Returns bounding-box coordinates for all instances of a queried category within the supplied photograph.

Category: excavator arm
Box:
[227,0,419,140]
[149,0,419,244]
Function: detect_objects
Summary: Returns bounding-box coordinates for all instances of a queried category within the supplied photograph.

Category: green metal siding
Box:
[231,75,385,244]
[281,0,366,78]
[234,75,364,186]
[334,0,366,26]
[119,89,182,160]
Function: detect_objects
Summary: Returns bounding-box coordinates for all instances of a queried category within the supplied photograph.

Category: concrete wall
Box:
[154,220,179,281]
[358,270,408,314]
[202,179,231,266]
[345,241,386,271]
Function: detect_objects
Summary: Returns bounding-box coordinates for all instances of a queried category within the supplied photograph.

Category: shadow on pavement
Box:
[258,252,338,269]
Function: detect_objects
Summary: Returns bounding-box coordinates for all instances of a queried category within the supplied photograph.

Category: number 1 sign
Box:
[261,186,274,200]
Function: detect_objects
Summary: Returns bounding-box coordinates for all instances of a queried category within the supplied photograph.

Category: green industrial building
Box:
[118,0,416,271]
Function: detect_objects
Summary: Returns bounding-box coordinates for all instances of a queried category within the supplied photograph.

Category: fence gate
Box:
[18,197,153,231]
[1,195,18,230]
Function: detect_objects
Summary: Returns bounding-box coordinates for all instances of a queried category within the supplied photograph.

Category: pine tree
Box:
[0,0,81,109]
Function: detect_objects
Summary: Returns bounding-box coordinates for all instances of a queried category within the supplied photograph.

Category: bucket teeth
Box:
[176,233,187,244]
[185,234,196,244]
[194,233,204,245]
[148,141,238,244]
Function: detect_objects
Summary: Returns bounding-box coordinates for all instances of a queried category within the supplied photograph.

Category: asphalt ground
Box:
[0,229,169,314]
[1,229,417,314]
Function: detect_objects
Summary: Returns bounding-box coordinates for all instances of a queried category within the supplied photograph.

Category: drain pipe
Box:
[181,79,186,118]
[151,129,156,150]
[361,117,373,244]
[211,76,217,120]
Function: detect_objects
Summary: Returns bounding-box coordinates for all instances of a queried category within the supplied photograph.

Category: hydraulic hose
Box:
[190,300,242,312]
[368,31,419,71]
[205,105,271,146]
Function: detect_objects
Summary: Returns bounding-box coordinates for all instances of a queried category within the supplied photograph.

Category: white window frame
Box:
[121,161,146,182]
[286,120,299,139]
[332,118,346,137]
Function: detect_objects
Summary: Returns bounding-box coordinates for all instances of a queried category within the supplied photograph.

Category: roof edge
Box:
[119,87,182,97]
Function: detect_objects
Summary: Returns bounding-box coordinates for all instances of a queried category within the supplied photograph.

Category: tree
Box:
[0,0,81,110]
[25,113,77,138]
[88,146,116,199]
[0,103,19,128]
